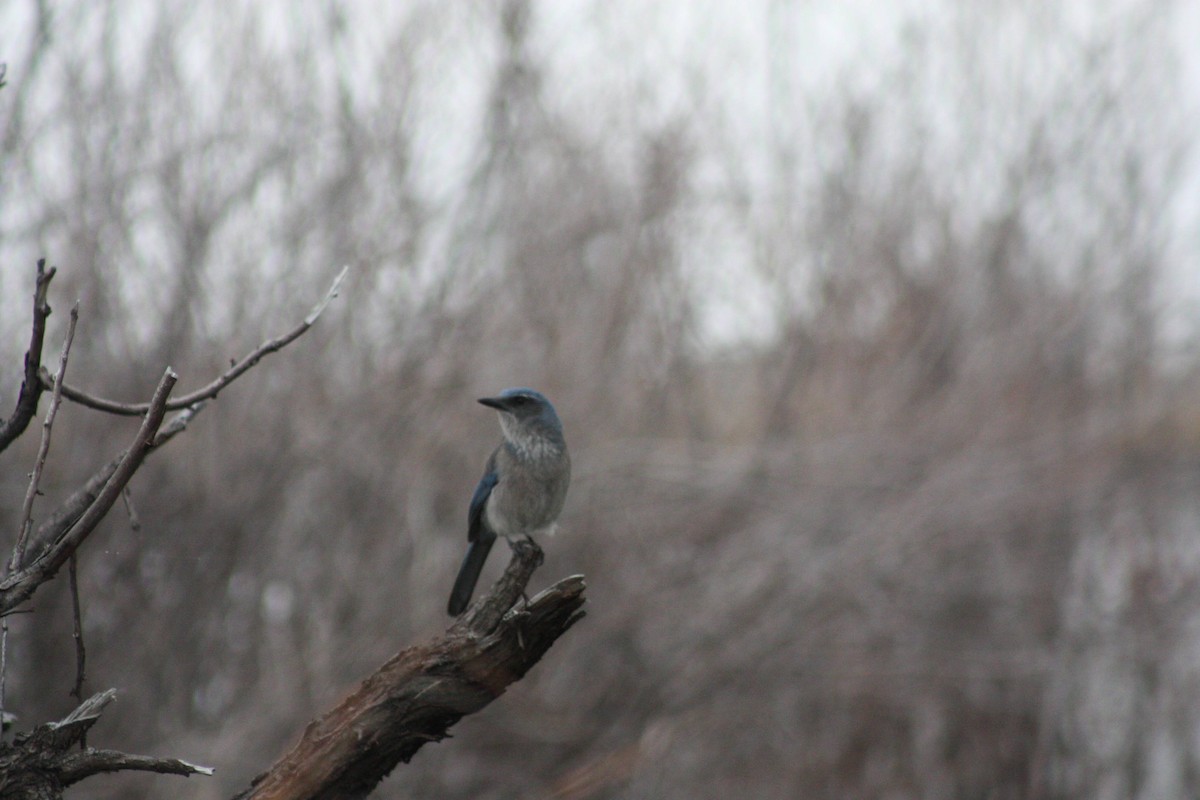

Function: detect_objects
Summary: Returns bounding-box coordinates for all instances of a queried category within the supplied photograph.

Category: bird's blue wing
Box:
[467,450,499,543]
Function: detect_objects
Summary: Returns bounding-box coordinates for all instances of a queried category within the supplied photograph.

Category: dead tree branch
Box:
[0,260,55,453]
[0,263,353,797]
[68,553,85,707]
[234,540,586,800]
[0,369,176,615]
[43,266,349,416]
[0,689,213,800]
[10,302,78,569]
[24,402,205,562]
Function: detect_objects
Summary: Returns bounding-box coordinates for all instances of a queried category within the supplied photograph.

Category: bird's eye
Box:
[511,396,530,406]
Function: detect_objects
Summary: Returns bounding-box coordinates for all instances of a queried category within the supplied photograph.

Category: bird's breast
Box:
[484,450,569,538]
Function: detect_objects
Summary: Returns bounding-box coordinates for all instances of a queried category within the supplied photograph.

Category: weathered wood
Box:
[235,541,586,800]
[0,690,212,800]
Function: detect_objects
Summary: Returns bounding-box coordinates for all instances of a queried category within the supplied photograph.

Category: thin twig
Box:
[121,486,141,531]
[47,266,349,416]
[10,302,78,571]
[69,553,87,745]
[0,619,7,739]
[151,401,207,447]
[0,259,55,453]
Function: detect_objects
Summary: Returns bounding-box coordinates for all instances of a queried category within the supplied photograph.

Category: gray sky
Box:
[2,0,1197,348]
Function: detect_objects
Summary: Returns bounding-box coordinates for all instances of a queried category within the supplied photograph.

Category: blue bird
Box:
[448,388,571,616]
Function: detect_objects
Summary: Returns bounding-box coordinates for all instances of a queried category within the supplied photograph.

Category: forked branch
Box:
[43,266,349,416]
[0,369,176,615]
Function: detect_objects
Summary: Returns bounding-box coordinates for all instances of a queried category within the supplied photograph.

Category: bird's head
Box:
[478,388,564,449]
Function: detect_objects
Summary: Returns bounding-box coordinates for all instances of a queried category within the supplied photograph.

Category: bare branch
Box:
[58,750,215,784]
[0,369,176,616]
[0,260,56,453]
[0,689,212,799]
[68,554,86,713]
[48,266,349,416]
[233,544,586,800]
[10,302,78,571]
[21,402,206,569]
[120,486,141,531]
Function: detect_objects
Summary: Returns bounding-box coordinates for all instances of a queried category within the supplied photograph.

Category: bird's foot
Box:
[504,535,541,559]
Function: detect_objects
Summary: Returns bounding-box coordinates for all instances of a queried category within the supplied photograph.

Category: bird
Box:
[448,388,571,616]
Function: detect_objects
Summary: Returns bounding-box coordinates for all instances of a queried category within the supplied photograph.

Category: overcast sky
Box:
[2,0,1197,347]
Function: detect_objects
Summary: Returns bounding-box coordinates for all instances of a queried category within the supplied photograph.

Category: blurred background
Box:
[2,1,1200,798]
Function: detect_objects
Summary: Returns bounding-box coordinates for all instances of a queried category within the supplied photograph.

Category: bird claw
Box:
[504,535,541,559]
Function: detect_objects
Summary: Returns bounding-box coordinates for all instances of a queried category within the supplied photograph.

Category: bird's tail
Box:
[448,533,496,616]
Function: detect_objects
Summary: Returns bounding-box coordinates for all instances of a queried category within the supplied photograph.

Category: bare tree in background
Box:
[1,1,1198,798]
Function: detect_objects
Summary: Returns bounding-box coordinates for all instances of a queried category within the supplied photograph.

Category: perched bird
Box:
[448,388,570,616]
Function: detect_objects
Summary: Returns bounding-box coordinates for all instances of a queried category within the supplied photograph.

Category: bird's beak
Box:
[478,396,507,411]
